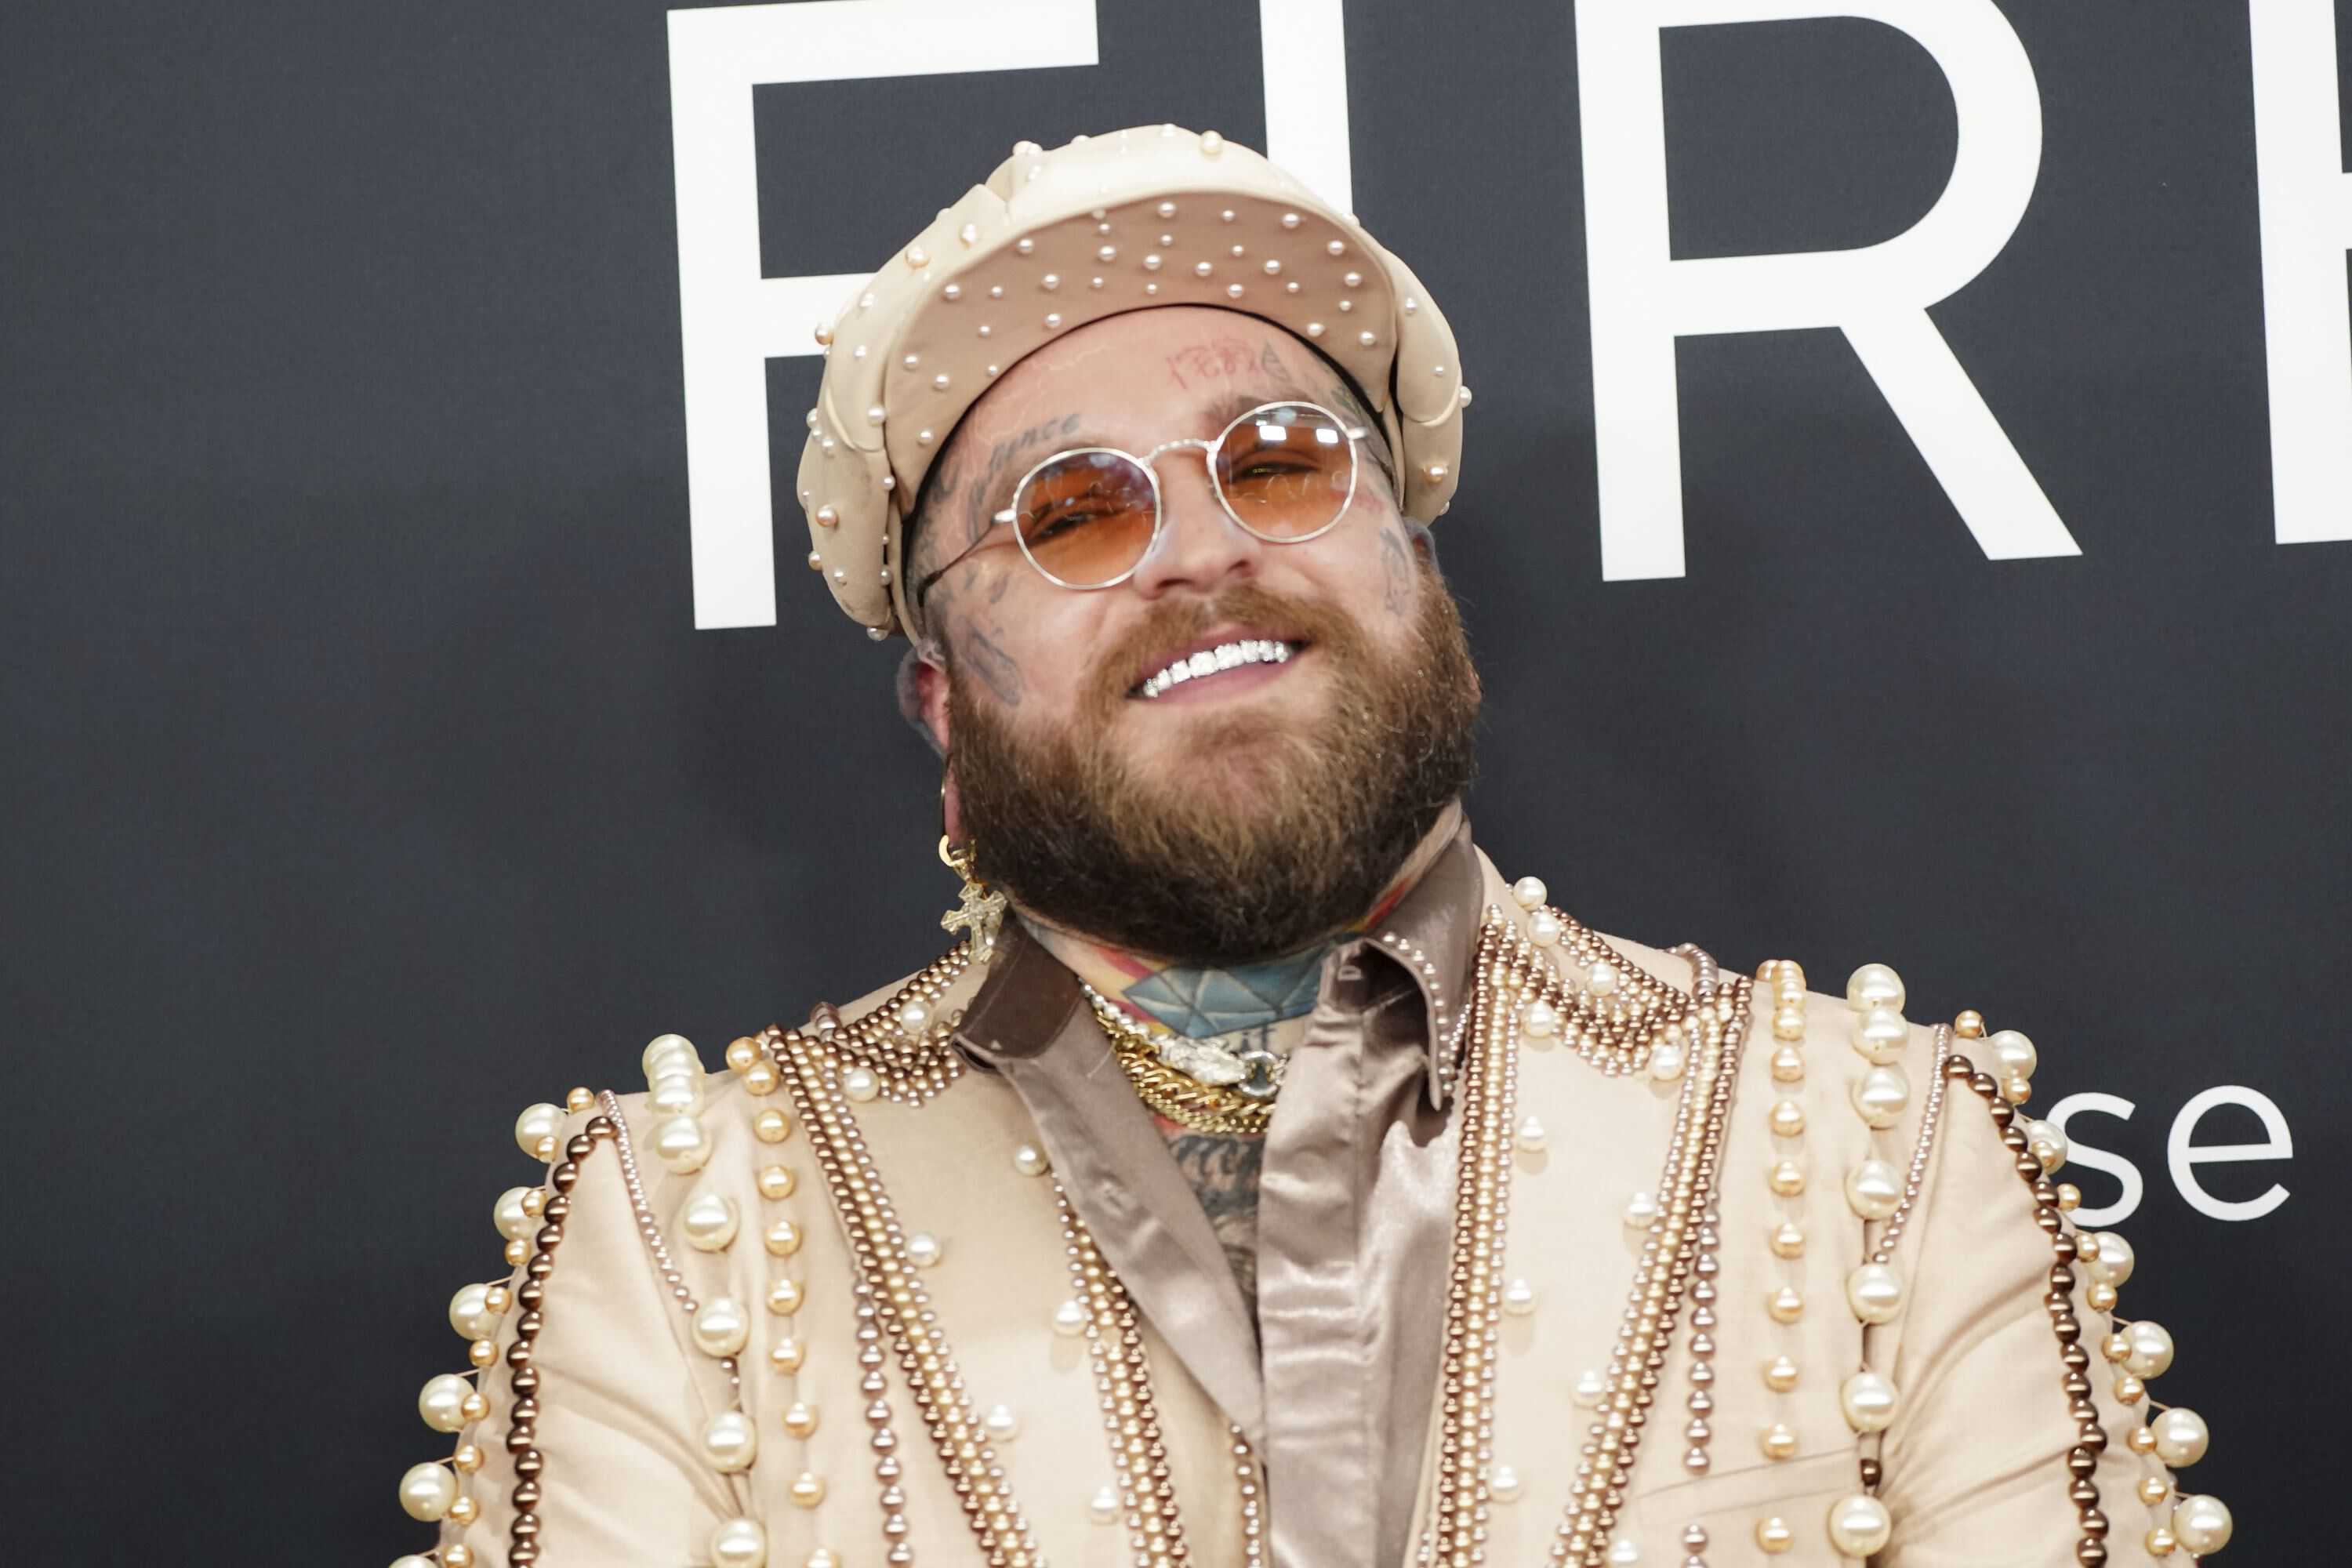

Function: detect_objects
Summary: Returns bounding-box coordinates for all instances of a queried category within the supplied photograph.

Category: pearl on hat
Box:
[958,222,978,246]
[1306,322,1325,338]
[815,506,838,527]
[916,429,934,445]
[1200,131,1225,154]
[1097,245,1116,262]
[1338,299,1354,312]
[1015,238,1034,255]
[1263,259,1282,275]
[1091,276,1104,289]
[1327,239,1346,256]
[1281,212,1301,228]
[932,373,950,390]
[903,245,927,267]
[812,321,833,346]
[1040,274,1060,291]
[1144,254,1163,271]
[805,551,822,571]
[1227,285,1245,299]
[942,283,961,301]
[1403,296,1419,314]
[1043,313,1062,330]
[1285,281,1301,293]
[1193,261,1213,278]
[1221,208,1236,222]
[1229,243,1246,257]
[1358,330,1377,347]
[1157,200,1178,218]
[977,324,992,337]
[989,284,1004,298]
[1343,270,1363,288]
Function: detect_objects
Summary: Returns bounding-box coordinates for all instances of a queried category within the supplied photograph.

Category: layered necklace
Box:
[1081,982,1287,1136]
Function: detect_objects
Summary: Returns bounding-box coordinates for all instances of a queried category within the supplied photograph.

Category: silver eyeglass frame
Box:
[911,400,1370,604]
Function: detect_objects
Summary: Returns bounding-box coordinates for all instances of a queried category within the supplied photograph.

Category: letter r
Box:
[1576,0,2081,579]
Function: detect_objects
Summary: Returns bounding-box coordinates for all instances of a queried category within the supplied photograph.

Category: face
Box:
[909,305,1480,962]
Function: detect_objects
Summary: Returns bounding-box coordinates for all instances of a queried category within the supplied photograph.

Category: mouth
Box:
[1130,634,1310,701]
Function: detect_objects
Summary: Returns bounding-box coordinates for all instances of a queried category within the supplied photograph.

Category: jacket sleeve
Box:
[387,1094,739,1568]
[1873,1040,2232,1567]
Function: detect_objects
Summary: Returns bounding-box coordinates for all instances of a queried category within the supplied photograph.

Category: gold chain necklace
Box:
[1084,987,1282,1136]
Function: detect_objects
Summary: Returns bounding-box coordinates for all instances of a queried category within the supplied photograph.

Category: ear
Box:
[914,645,954,756]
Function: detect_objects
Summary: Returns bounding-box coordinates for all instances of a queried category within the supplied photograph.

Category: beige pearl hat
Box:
[796,124,1471,640]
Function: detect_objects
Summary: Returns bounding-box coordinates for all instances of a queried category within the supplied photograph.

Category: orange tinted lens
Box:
[1014,452,1158,585]
[1216,405,1354,537]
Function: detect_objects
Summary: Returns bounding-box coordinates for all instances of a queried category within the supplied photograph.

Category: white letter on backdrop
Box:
[2168,1085,2294,1222]
[2042,1092,2144,1228]
[2249,0,2352,547]
[668,1,1100,630]
[1576,0,2078,579]
[670,0,1356,628]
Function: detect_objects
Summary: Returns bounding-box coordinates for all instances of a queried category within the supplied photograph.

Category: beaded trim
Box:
[795,938,981,1107]
[768,1026,1042,1566]
[1947,1051,2115,1564]
[498,1112,621,1566]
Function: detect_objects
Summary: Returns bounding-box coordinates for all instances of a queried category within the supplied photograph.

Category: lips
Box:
[1132,637,1305,699]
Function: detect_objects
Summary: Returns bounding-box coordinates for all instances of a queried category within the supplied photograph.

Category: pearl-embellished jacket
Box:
[388,847,2226,1568]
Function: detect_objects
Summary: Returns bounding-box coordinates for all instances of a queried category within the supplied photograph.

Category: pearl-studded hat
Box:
[797,124,1470,640]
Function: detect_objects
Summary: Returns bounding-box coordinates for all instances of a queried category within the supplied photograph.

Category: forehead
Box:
[954,306,1337,449]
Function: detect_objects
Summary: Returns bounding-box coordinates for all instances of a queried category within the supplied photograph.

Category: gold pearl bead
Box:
[1773,1007,1806,1041]
[1770,1045,1806,1083]
[768,1276,804,1315]
[2129,1424,2159,1454]
[1767,1287,1804,1324]
[2139,1475,2172,1508]
[2088,1282,2118,1312]
[726,1037,759,1073]
[1755,1515,1795,1553]
[1954,1009,1986,1038]
[444,1545,475,1568]
[2145,1525,2176,1556]
[1770,1221,1805,1259]
[503,1238,528,1268]
[452,1443,483,1473]
[564,1086,596,1112]
[789,1472,826,1508]
[771,1337,805,1374]
[484,1285,510,1312]
[468,1338,497,1368]
[2102,1330,2131,1362]
[1768,1159,1806,1197]
[460,1391,491,1422]
[2056,1183,2082,1212]
[2114,1374,2146,1404]
[1760,1423,1798,1461]
[766,1218,802,1256]
[742,1059,781,1095]
[1769,1099,1806,1138]
[754,1109,792,1144]
[783,1401,819,1438]
[758,1164,797,1200]
[447,1494,478,1526]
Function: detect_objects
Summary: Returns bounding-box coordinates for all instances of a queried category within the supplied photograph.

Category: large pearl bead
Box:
[1586,960,1621,996]
[1648,1041,1686,1081]
[693,1295,750,1357]
[1502,1278,1538,1316]
[1530,910,1563,946]
[1091,1484,1123,1523]
[982,1403,1021,1442]
[449,1282,499,1341]
[1755,1515,1795,1554]
[1987,1028,2038,1079]
[842,1066,880,1102]
[1770,1221,1806,1259]
[1489,1463,1523,1501]
[1845,964,1905,1013]
[1767,1286,1804,1323]
[1573,1369,1606,1406]
[1764,1356,1799,1393]
[1769,1098,1806,1138]
[494,1186,539,1243]
[1826,1494,1893,1555]
[1624,1190,1661,1229]
[513,1102,566,1160]
[1850,1066,1910,1129]
[648,1071,705,1120]
[1605,1539,1639,1565]
[1849,1006,1909,1066]
[1845,1158,1903,1220]
[419,1373,474,1433]
[682,1192,741,1252]
[1769,1158,1807,1198]
[642,1033,699,1080]
[1515,1114,1549,1153]
[2079,1231,2136,1287]
[1839,1370,1899,1432]
[702,1410,758,1472]
[2152,1406,2209,1466]
[1012,1142,1051,1177]
[2170,1494,2233,1554]
[2024,1118,2069,1174]
[1760,1423,1798,1461]
[654,1114,713,1174]
[906,1232,944,1269]
[1524,1000,1560,1039]
[710,1515,768,1568]
[2123,1319,2175,1379]
[1053,1299,1089,1336]
[1769,1045,1806,1083]
[397,1461,458,1521]
[1512,875,1548,910]
[1846,1263,1906,1325]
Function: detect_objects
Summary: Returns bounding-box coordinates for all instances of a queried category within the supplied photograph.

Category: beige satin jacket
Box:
[386,844,2223,1568]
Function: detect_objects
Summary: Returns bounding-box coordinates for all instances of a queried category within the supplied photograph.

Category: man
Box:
[383,129,2231,1568]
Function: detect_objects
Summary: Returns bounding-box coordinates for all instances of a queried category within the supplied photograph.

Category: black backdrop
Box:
[4,1,2338,1560]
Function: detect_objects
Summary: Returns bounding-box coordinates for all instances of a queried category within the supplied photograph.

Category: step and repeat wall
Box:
[6,0,2339,1559]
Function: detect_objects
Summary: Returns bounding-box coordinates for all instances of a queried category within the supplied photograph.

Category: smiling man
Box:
[384,129,2232,1568]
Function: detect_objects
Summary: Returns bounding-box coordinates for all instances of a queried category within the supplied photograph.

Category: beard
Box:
[947,570,1481,967]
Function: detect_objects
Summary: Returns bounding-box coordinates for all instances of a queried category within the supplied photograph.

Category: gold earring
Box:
[938,781,1006,962]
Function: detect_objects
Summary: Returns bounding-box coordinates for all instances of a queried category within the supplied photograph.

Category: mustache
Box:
[1085,583,1369,713]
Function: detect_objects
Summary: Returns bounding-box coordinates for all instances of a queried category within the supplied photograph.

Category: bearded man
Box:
[382,129,2233,1568]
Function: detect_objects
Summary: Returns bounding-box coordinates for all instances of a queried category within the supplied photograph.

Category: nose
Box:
[1124,445,1265,599]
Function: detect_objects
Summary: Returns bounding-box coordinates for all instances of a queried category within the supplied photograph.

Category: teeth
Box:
[1138,639,1293,699]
